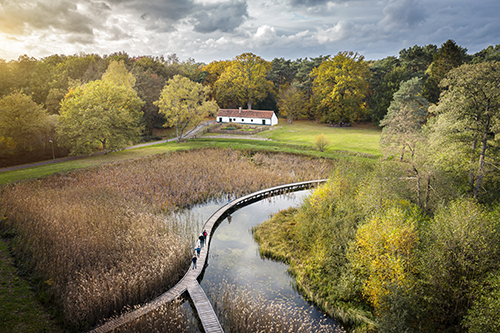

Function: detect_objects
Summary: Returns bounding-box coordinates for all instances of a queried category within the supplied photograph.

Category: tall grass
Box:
[208,281,344,333]
[0,148,333,331]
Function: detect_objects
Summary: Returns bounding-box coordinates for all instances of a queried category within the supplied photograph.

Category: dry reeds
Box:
[0,148,333,330]
[208,281,343,333]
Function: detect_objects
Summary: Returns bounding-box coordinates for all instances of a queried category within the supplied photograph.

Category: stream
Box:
[184,189,339,331]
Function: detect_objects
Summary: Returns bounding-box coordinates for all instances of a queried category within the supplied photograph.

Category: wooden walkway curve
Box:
[88,179,327,333]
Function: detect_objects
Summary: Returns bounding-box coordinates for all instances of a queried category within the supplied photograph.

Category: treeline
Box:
[1,41,499,167]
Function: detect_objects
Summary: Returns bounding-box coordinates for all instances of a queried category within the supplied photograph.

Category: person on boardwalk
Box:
[199,234,205,246]
[203,230,207,238]
[192,255,197,269]
[195,245,201,257]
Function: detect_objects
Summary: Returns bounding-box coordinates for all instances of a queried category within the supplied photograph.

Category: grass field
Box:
[0,120,381,185]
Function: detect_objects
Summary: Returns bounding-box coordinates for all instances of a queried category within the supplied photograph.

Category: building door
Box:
[262,119,266,125]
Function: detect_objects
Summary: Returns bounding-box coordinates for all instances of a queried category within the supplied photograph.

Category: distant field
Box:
[0,120,381,185]
[257,120,381,156]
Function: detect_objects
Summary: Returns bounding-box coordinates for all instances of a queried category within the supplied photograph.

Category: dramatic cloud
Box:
[192,1,248,33]
[0,0,498,62]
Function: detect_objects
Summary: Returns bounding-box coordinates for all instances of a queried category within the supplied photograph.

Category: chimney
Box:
[239,107,242,113]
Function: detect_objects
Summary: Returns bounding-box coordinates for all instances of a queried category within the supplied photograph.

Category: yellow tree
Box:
[155,75,218,141]
[215,53,274,109]
[277,85,307,123]
[202,60,233,100]
[101,60,136,89]
[349,204,419,316]
[311,51,370,123]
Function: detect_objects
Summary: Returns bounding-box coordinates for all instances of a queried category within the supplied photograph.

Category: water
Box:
[185,190,338,330]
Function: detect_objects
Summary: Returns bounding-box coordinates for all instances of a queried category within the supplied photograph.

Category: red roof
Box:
[217,109,275,119]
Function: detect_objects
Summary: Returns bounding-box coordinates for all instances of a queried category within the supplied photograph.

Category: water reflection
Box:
[185,190,338,329]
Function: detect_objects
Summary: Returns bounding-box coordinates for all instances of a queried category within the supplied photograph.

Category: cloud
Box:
[0,1,98,36]
[378,0,427,30]
[192,1,248,33]
[315,20,354,43]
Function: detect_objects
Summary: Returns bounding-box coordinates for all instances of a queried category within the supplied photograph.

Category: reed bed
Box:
[115,297,199,333]
[0,148,333,331]
[208,281,344,333]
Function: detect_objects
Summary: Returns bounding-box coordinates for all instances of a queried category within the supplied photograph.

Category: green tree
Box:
[367,57,408,125]
[155,75,218,142]
[132,67,166,136]
[57,80,144,155]
[429,61,500,199]
[311,51,371,123]
[102,60,136,89]
[464,273,500,333]
[277,85,307,123]
[380,77,430,208]
[0,91,53,156]
[418,199,500,332]
[215,53,274,109]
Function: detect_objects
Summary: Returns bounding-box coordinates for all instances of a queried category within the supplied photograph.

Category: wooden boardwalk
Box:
[188,281,224,333]
[88,179,327,333]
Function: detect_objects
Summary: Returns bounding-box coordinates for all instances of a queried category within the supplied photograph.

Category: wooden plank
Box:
[188,281,224,333]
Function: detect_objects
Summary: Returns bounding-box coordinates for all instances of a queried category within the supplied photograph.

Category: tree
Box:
[277,85,307,123]
[57,79,144,155]
[215,53,274,109]
[418,199,500,331]
[0,91,53,156]
[349,204,419,317]
[101,60,136,89]
[429,61,500,199]
[367,57,407,125]
[132,67,166,136]
[202,60,232,100]
[311,51,371,124]
[380,77,430,208]
[155,75,218,142]
[314,133,330,152]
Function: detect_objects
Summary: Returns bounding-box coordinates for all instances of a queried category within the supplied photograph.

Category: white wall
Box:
[217,115,277,126]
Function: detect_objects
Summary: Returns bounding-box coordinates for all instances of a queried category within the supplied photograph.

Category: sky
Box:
[0,0,499,63]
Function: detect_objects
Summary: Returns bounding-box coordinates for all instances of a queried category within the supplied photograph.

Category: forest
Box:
[1,40,499,167]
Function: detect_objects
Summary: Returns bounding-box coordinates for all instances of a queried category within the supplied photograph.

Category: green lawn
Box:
[0,121,381,185]
[0,239,62,333]
[257,120,382,156]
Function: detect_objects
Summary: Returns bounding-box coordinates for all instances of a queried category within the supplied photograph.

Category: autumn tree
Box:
[202,60,232,100]
[311,51,370,123]
[102,60,135,89]
[132,67,165,136]
[0,91,53,157]
[277,85,307,123]
[57,80,144,155]
[155,75,218,142]
[428,61,500,199]
[349,203,420,317]
[215,53,274,109]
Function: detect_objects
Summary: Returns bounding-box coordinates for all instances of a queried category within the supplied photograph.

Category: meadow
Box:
[0,148,334,331]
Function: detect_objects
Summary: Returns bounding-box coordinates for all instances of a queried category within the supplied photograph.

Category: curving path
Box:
[88,179,327,333]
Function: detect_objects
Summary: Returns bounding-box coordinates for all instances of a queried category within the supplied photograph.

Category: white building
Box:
[217,108,278,126]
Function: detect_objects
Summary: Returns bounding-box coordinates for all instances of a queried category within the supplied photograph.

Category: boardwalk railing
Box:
[88,179,327,333]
